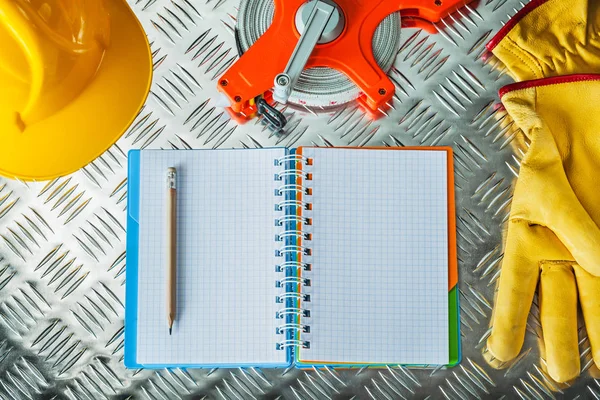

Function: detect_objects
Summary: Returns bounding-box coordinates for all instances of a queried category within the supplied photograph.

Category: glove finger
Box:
[573,264,600,370]
[540,264,580,383]
[487,221,540,362]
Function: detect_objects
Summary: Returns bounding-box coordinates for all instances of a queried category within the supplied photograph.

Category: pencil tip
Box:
[169,328,172,335]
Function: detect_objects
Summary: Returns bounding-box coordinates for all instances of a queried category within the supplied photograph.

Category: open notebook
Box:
[125,147,459,368]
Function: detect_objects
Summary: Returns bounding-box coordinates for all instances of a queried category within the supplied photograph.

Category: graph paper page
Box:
[135,149,287,366]
[299,148,450,365]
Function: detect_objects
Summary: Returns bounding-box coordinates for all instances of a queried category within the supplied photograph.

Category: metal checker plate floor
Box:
[0,0,598,398]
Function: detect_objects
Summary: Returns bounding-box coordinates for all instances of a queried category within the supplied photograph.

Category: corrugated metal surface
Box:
[0,0,595,398]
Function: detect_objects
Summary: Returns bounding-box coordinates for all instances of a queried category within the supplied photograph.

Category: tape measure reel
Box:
[236,0,402,109]
[219,0,472,126]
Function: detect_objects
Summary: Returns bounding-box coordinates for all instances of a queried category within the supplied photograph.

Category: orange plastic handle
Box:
[219,0,471,119]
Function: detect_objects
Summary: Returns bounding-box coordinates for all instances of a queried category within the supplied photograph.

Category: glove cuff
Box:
[499,73,600,98]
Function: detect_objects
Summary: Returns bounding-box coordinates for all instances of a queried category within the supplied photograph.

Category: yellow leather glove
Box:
[484,0,600,384]
[486,0,600,81]
[488,77,600,383]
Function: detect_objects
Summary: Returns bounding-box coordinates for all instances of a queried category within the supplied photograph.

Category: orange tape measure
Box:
[219,0,473,124]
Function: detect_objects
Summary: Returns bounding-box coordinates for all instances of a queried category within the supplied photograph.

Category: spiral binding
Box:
[275,184,310,196]
[275,261,311,272]
[275,200,311,211]
[276,292,310,303]
[276,230,312,241]
[275,154,311,165]
[275,154,313,352]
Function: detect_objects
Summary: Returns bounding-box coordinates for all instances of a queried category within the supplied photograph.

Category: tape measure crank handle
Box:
[272,0,336,104]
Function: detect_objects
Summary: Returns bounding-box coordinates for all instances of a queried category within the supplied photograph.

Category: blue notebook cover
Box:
[125,148,293,369]
[124,149,141,369]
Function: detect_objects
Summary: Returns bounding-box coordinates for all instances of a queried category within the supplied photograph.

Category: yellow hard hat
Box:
[0,0,152,180]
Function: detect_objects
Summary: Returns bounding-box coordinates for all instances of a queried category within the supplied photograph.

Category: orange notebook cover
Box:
[294,146,459,367]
